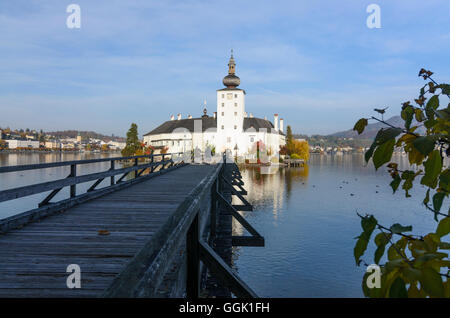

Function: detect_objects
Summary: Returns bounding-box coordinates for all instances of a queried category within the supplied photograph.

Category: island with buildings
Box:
[143,52,286,163]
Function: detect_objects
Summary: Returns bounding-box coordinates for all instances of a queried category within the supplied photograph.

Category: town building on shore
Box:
[143,52,286,160]
[45,141,62,150]
[4,140,40,149]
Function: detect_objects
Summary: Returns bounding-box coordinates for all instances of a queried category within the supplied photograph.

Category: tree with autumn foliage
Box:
[353,69,450,298]
[287,140,310,161]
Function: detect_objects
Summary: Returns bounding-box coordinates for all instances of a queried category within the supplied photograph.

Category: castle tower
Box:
[216,50,246,154]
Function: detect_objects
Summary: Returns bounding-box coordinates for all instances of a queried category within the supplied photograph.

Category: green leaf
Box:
[412,136,437,156]
[401,106,414,130]
[420,150,442,189]
[354,235,369,266]
[390,174,401,193]
[423,188,430,205]
[354,215,377,265]
[427,95,440,110]
[424,118,437,129]
[403,267,421,282]
[390,223,412,234]
[387,244,403,261]
[365,141,376,163]
[374,232,390,264]
[401,170,419,197]
[438,169,450,193]
[374,128,402,145]
[416,252,448,263]
[373,139,395,170]
[436,108,450,120]
[419,268,444,297]
[362,215,377,235]
[389,277,408,298]
[436,217,450,238]
[437,84,450,95]
[353,118,368,135]
[432,192,446,218]
[438,242,450,249]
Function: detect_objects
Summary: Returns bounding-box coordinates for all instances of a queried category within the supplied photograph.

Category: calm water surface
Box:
[0,152,123,219]
[231,153,440,297]
[0,152,442,297]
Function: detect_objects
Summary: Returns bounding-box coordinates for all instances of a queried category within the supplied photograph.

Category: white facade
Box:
[143,53,286,162]
[216,89,246,155]
[6,140,40,149]
[107,141,126,150]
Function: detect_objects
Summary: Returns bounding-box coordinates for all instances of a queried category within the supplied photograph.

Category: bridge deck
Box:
[0,164,216,297]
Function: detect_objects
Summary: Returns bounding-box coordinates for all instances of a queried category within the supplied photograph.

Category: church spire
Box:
[223,50,240,88]
[228,49,236,75]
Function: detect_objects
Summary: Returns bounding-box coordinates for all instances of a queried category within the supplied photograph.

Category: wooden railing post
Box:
[70,164,76,198]
[186,212,200,298]
[150,154,155,173]
[134,158,138,178]
[110,160,115,185]
[210,179,218,238]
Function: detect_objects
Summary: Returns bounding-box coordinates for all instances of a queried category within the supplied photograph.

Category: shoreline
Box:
[0,149,122,154]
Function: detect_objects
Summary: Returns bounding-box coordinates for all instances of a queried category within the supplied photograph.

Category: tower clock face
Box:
[227,93,233,100]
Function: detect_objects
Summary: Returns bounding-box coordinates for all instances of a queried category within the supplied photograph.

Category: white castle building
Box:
[143,52,286,161]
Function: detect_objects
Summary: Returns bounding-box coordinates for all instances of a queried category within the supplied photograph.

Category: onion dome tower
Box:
[222,49,240,88]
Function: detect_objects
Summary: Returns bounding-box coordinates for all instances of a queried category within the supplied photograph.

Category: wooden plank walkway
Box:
[0,164,217,297]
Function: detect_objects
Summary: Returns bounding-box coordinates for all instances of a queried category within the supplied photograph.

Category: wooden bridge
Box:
[0,153,264,297]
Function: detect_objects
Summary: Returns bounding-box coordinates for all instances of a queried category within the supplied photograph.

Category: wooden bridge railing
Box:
[0,152,186,233]
[103,155,264,298]
[0,152,264,297]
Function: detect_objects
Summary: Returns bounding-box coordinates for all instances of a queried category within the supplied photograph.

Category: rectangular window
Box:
[234,103,237,107]
[234,125,237,130]
[234,94,237,98]
[234,112,237,116]
[222,103,224,107]
[227,137,231,143]
[250,137,254,142]
[227,93,232,100]
[221,125,224,130]
[222,94,224,98]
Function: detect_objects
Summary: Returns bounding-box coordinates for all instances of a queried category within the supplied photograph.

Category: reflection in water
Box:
[285,164,309,200]
[0,152,122,219]
[231,154,440,297]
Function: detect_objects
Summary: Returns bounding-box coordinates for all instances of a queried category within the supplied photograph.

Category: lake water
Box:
[0,152,442,297]
[0,152,123,219]
[231,153,440,297]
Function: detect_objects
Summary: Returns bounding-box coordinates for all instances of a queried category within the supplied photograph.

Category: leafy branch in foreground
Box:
[353,69,450,298]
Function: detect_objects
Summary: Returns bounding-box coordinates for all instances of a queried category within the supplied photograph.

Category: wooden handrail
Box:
[0,159,174,203]
[0,152,183,173]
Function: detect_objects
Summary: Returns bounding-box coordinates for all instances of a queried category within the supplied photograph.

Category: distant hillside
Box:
[46,130,125,142]
[292,115,425,148]
[330,116,409,139]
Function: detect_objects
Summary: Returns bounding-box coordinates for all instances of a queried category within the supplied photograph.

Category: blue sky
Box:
[1,0,449,137]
